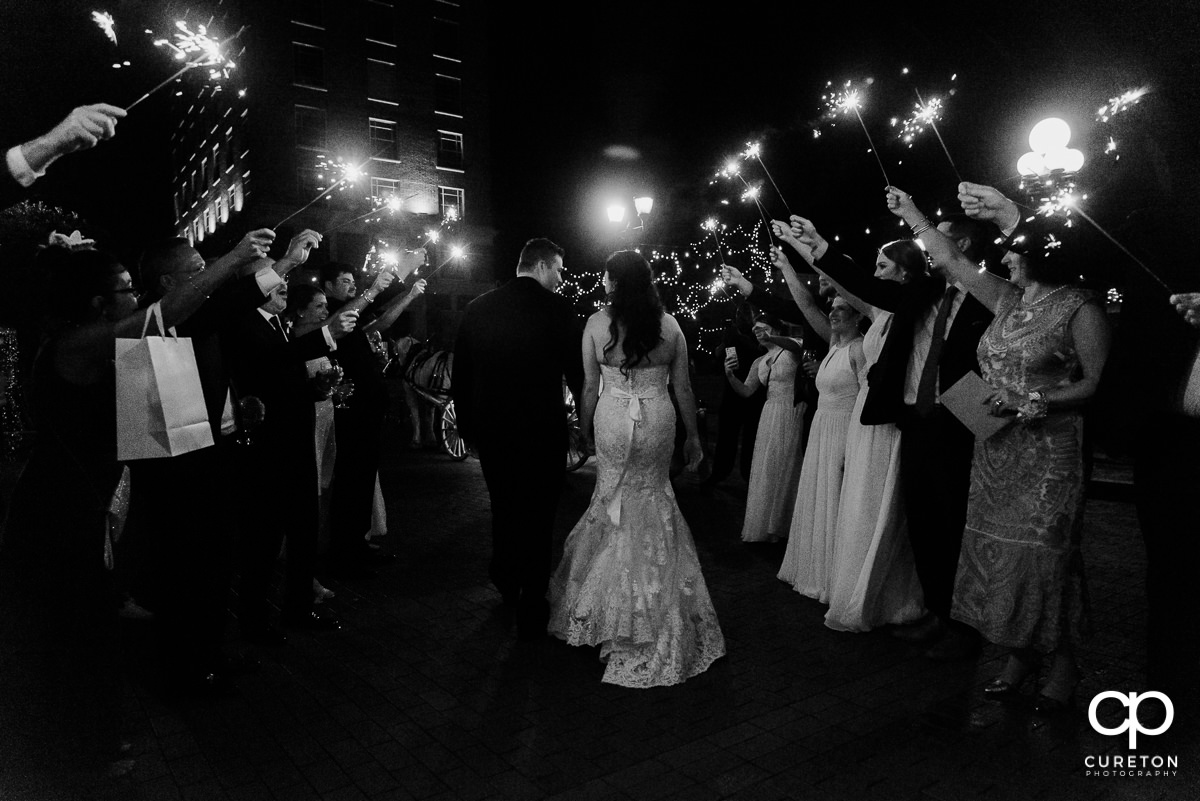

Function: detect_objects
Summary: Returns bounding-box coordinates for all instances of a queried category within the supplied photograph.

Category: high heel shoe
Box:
[983,654,1038,700]
[1033,682,1078,716]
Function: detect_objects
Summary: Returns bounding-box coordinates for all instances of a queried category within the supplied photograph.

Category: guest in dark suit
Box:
[320,257,421,575]
[452,238,584,638]
[223,275,358,638]
[781,211,997,660]
[1,103,125,208]
[130,229,319,686]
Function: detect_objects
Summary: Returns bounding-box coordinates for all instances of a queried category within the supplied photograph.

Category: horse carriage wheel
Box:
[564,382,589,472]
[439,400,471,461]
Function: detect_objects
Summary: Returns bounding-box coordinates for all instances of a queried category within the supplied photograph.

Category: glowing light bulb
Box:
[1029,118,1071,154]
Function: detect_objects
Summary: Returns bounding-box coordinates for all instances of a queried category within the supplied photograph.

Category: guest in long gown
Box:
[723,312,807,542]
[888,185,1111,713]
[549,251,724,687]
[777,291,866,602]
[771,227,927,631]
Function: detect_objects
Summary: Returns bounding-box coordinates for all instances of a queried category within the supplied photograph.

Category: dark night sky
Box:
[1,0,1198,280]
[486,0,1200,275]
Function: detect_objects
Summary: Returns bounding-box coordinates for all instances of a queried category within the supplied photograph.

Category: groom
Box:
[452,238,584,639]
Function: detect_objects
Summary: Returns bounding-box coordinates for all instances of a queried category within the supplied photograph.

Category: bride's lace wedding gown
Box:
[548,364,726,688]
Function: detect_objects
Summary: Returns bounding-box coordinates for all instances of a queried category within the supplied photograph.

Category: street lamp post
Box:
[1017,117,1085,213]
[607,195,655,249]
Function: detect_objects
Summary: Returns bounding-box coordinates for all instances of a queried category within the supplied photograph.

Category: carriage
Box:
[386,339,589,471]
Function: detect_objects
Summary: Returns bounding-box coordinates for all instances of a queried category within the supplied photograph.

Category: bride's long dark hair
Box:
[602,250,664,375]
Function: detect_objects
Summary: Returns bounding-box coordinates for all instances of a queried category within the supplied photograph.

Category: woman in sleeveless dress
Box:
[768,235,926,625]
[549,251,725,688]
[888,187,1111,713]
[777,285,866,602]
[723,312,807,543]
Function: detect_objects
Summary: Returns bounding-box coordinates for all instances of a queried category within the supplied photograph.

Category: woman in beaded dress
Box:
[888,185,1111,713]
[549,251,725,688]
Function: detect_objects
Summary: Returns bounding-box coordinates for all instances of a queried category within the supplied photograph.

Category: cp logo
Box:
[1088,691,1174,749]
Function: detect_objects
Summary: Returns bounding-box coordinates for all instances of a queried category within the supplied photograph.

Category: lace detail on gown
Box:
[549,365,726,688]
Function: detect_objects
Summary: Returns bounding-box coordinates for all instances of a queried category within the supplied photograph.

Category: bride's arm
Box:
[579,314,604,451]
[665,314,703,471]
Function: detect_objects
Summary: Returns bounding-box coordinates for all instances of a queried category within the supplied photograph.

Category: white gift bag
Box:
[116,302,215,460]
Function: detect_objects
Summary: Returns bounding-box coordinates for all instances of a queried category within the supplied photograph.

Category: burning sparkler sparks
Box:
[821,79,891,186]
[277,153,370,228]
[1096,87,1150,123]
[127,21,246,111]
[898,97,943,145]
[739,140,791,213]
[93,11,117,45]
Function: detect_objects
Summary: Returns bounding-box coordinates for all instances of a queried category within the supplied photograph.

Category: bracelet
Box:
[910,219,932,237]
[1016,390,1048,421]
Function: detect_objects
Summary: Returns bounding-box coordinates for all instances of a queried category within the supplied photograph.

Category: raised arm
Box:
[771,220,876,319]
[770,245,831,343]
[272,229,323,277]
[365,280,427,335]
[666,314,703,471]
[886,186,1015,313]
[787,216,904,311]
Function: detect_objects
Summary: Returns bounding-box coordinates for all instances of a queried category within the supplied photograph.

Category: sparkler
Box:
[275,154,370,228]
[823,81,891,187]
[93,11,117,45]
[1069,204,1172,291]
[740,141,791,214]
[418,245,466,281]
[127,22,246,111]
[320,192,412,236]
[701,218,732,298]
[1096,87,1150,123]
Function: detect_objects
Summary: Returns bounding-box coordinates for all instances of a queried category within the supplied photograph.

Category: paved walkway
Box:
[0,412,1195,800]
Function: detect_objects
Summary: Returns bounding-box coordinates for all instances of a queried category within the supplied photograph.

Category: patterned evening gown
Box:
[549,364,726,688]
[778,339,863,602]
[951,288,1096,652]
[824,313,925,631]
[740,346,807,543]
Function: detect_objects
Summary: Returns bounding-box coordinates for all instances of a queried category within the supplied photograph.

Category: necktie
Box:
[269,315,288,342]
[915,286,958,416]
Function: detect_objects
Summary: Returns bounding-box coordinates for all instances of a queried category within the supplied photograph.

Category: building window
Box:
[434,75,462,116]
[370,177,399,200]
[298,165,325,200]
[293,42,325,88]
[295,105,327,150]
[369,118,396,159]
[432,19,460,60]
[216,193,228,223]
[366,59,397,103]
[437,130,463,169]
[364,0,395,44]
[293,0,323,28]
[438,186,464,220]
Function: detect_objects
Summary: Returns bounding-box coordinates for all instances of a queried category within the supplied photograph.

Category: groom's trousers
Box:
[477,437,564,631]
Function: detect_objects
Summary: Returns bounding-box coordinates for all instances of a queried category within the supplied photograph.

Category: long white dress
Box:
[824,313,925,631]
[740,347,807,543]
[778,339,863,602]
[549,364,726,688]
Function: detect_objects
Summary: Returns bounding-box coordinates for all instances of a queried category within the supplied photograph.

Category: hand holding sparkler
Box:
[957,182,1021,231]
[17,104,127,178]
[274,229,322,274]
[229,228,276,264]
[1170,293,1200,329]
[719,265,753,297]
[770,219,813,263]
[788,216,829,261]
[884,186,925,227]
[362,268,397,303]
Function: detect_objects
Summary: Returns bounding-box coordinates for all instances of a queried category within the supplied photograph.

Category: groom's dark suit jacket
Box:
[452,276,584,452]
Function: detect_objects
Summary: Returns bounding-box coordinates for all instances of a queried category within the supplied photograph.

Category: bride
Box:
[548,251,725,688]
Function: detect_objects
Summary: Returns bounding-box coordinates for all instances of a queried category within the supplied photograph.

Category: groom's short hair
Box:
[516,238,564,273]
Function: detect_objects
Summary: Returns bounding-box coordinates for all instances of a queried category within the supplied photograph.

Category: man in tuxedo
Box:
[452,238,584,639]
[777,213,996,660]
[224,276,358,638]
[319,257,422,575]
[129,230,320,688]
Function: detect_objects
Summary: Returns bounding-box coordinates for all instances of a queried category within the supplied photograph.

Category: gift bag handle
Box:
[139,302,173,339]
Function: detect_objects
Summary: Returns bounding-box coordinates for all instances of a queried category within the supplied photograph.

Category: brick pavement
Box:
[1,417,1197,801]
